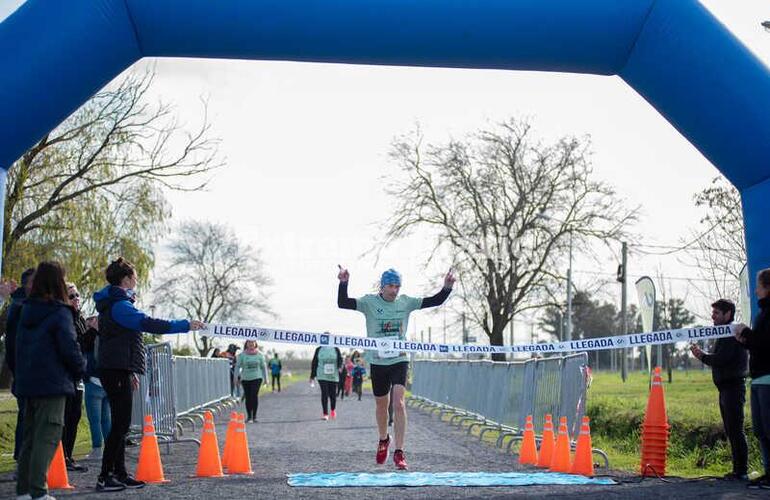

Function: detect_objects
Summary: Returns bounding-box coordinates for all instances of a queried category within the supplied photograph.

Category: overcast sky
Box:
[2,1,769,355]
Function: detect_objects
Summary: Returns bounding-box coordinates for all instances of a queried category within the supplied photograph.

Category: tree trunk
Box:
[489,328,506,362]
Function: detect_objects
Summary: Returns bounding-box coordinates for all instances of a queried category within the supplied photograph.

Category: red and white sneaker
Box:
[393,449,408,470]
[330,410,337,420]
[376,435,390,464]
[322,413,329,421]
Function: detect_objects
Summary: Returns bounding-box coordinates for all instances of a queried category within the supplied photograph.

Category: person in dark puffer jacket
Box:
[5,267,34,471]
[14,261,85,500]
[93,257,205,493]
[736,268,770,490]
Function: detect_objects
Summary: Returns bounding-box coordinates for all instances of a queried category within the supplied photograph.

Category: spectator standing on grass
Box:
[269,352,282,392]
[15,261,85,500]
[344,355,354,396]
[236,340,269,422]
[60,282,89,473]
[5,267,34,477]
[223,344,240,397]
[690,299,748,481]
[82,313,111,462]
[94,257,205,492]
[735,268,770,490]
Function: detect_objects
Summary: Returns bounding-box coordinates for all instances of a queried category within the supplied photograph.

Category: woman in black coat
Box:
[14,261,85,500]
[736,268,770,490]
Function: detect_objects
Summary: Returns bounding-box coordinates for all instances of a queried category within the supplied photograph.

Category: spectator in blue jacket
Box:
[93,257,205,493]
[4,267,34,473]
[14,261,85,500]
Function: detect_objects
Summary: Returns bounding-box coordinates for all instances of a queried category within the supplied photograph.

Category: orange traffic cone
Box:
[222,412,239,470]
[226,413,253,475]
[536,414,555,468]
[135,415,169,483]
[570,416,595,476]
[195,412,224,477]
[518,415,538,465]
[46,441,74,490]
[549,416,571,473]
[640,366,669,477]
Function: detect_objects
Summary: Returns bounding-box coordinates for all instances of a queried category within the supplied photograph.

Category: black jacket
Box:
[4,287,27,376]
[700,324,748,386]
[95,287,147,374]
[14,298,85,398]
[740,297,770,379]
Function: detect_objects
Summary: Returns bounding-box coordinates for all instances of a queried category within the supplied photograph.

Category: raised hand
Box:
[190,320,206,331]
[443,269,456,289]
[337,264,350,282]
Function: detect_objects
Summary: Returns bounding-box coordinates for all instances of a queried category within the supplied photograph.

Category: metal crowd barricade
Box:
[130,343,236,445]
[408,352,608,468]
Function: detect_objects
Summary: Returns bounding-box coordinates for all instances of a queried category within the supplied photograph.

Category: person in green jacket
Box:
[235,340,268,422]
[310,344,342,420]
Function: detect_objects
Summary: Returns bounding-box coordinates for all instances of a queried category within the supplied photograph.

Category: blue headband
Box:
[380,268,402,287]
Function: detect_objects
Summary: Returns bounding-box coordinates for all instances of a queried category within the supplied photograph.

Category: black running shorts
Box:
[370,361,409,397]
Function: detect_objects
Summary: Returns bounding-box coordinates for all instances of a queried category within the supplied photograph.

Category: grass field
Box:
[587,369,762,477]
[0,370,309,474]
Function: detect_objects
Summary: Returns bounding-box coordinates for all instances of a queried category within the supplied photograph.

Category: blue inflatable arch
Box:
[1,0,769,304]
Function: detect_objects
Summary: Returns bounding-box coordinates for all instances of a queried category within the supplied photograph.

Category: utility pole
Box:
[621,242,628,382]
[566,230,573,342]
[509,318,514,361]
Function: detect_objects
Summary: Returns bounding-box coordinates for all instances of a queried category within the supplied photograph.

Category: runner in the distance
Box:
[337,266,454,470]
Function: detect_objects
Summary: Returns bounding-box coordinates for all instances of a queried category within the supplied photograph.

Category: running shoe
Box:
[330,410,337,419]
[393,449,408,470]
[722,472,748,481]
[322,413,329,421]
[66,458,88,472]
[96,474,126,492]
[116,475,146,489]
[376,435,390,464]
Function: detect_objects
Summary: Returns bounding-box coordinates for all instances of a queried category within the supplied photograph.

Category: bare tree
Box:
[153,221,273,356]
[681,176,746,305]
[382,119,636,360]
[2,69,221,278]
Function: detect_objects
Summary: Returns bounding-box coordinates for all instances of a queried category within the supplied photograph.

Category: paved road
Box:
[0,381,761,499]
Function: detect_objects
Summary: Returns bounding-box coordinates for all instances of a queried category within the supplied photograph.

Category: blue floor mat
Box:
[288,471,616,487]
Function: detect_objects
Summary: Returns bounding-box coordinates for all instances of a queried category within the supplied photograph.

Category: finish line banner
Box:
[202,323,735,355]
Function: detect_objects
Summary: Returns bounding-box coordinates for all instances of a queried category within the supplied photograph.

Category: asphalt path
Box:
[0,380,763,499]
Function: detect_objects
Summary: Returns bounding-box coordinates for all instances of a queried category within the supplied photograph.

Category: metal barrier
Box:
[130,343,236,444]
[409,353,609,468]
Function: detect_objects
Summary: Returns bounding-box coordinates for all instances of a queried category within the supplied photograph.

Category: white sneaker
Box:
[16,495,32,500]
[87,447,103,460]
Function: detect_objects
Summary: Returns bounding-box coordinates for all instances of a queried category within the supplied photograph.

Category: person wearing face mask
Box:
[93,257,205,492]
[336,266,454,470]
[735,268,770,490]
[59,282,90,473]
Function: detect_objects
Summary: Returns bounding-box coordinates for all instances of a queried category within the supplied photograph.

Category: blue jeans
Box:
[751,384,770,474]
[84,380,111,448]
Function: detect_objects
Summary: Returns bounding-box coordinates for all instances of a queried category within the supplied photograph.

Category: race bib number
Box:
[323,364,335,375]
[377,336,401,359]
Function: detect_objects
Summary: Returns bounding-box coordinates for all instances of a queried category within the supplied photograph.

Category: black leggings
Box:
[271,374,281,391]
[62,388,83,460]
[100,370,132,478]
[242,379,262,420]
[319,380,337,415]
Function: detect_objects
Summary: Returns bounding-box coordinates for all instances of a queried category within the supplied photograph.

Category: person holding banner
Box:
[690,299,748,481]
[337,266,454,470]
[735,268,770,490]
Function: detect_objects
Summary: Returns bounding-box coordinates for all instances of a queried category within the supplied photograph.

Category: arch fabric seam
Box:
[122,0,145,56]
[617,0,658,75]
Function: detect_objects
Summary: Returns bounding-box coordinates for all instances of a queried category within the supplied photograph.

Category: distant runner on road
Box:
[337,266,454,470]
